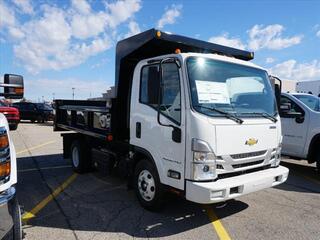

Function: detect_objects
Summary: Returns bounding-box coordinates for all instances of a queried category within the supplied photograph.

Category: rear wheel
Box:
[134,159,164,211]
[70,139,91,173]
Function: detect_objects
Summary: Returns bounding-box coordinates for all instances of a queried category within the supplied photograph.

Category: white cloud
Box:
[12,0,34,15]
[71,12,107,39]
[1,0,141,74]
[105,0,141,28]
[125,21,141,38]
[248,24,302,51]
[71,0,91,15]
[269,59,320,81]
[0,1,16,29]
[317,30,320,38]
[157,4,182,29]
[208,33,246,50]
[266,57,275,64]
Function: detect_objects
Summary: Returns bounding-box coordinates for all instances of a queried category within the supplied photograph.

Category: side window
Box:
[140,65,160,108]
[160,63,181,124]
[26,104,34,111]
[280,96,304,117]
[139,63,181,124]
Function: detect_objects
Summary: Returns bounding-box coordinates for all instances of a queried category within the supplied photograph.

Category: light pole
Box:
[42,96,44,103]
[72,88,75,100]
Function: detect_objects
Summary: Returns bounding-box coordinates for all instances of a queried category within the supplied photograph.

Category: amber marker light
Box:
[15,87,24,94]
[0,134,9,149]
[0,162,10,177]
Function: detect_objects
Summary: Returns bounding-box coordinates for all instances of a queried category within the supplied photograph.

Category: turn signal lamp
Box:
[156,31,161,38]
[0,162,10,177]
[175,48,181,54]
[0,135,9,149]
[15,87,24,95]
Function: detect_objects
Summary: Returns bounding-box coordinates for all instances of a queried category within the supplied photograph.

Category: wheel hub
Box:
[138,170,155,202]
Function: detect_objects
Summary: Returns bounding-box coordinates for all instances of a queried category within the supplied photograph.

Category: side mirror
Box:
[1,74,24,99]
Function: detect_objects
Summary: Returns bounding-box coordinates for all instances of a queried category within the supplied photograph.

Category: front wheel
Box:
[13,198,22,240]
[134,159,164,211]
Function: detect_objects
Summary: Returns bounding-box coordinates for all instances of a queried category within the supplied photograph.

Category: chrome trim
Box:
[192,139,213,152]
[0,187,15,206]
[230,150,267,159]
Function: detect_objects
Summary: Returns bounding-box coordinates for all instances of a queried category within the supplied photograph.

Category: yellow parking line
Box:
[22,173,78,223]
[16,140,56,155]
[204,205,231,240]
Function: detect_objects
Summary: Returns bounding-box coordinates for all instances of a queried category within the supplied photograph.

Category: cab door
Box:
[280,95,309,157]
[130,61,186,190]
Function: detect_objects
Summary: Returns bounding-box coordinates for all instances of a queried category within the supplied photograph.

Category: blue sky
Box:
[0,0,320,101]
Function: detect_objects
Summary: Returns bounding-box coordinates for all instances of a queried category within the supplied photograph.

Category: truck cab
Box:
[130,52,288,204]
[55,29,288,210]
[280,92,320,170]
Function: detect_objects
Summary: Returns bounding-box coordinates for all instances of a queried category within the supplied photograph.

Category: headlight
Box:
[271,144,281,167]
[0,127,10,183]
[191,139,217,181]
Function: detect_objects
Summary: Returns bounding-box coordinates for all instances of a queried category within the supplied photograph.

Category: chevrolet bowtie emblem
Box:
[245,138,258,146]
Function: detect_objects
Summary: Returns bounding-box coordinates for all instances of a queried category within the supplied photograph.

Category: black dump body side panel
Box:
[114,28,254,141]
[54,99,112,139]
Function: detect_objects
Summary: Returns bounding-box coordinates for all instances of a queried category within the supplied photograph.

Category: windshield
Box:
[293,94,320,112]
[187,57,277,118]
[36,103,53,110]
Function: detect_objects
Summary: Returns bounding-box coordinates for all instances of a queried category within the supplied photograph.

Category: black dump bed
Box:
[55,28,254,141]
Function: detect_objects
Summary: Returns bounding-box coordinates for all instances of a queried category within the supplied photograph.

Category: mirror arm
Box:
[0,83,23,88]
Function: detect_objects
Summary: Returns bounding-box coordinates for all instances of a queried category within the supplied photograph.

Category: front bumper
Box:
[186,166,289,204]
[0,187,16,239]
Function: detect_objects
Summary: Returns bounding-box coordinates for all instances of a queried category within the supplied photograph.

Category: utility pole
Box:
[72,88,75,100]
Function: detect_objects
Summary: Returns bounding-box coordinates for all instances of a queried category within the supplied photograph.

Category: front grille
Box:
[217,165,271,180]
[232,160,264,169]
[230,150,267,159]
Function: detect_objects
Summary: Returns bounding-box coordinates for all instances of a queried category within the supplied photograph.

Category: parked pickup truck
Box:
[0,74,24,239]
[0,101,20,130]
[280,92,320,171]
[54,29,289,210]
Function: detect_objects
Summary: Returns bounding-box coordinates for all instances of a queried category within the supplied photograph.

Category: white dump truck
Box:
[54,29,289,210]
[0,74,24,239]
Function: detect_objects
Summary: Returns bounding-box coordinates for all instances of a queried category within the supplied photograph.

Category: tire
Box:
[31,119,35,123]
[10,124,18,131]
[37,116,42,123]
[70,140,91,173]
[134,159,164,211]
[12,198,22,240]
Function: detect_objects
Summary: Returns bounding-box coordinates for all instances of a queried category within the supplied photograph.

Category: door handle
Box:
[136,122,141,138]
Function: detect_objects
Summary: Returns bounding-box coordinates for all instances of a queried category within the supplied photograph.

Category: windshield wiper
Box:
[241,112,277,123]
[196,105,243,124]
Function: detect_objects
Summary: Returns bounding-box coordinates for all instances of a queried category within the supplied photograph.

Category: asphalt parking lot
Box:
[11,123,320,240]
